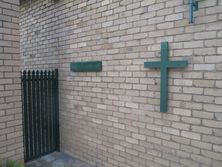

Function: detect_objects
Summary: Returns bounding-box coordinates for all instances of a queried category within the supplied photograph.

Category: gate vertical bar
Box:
[55,69,60,151]
[32,71,37,158]
[27,71,33,159]
[44,71,48,153]
[22,71,29,161]
[44,70,47,155]
[36,71,40,156]
[51,70,55,150]
[40,71,44,155]
[48,70,52,151]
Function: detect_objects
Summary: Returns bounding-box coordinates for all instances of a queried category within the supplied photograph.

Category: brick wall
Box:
[0,0,23,161]
[20,0,222,166]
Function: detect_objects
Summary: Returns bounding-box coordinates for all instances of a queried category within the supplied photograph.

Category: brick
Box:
[193,80,214,87]
[174,79,193,86]
[218,47,222,54]
[148,3,164,12]
[141,0,155,6]
[0,2,11,9]
[215,114,222,123]
[194,31,217,39]
[163,140,179,149]
[194,48,216,55]
[102,0,112,6]
[184,41,204,48]
[126,137,138,144]
[203,120,222,128]
[146,124,161,132]
[202,150,222,161]
[132,133,146,141]
[172,136,190,145]
[180,159,199,167]
[193,95,214,103]
[163,127,179,136]
[165,13,183,21]
[204,88,222,96]
[192,140,212,150]
[194,64,215,71]
[78,2,87,8]
[166,0,183,7]
[193,110,214,119]
[181,131,201,140]
[192,126,212,135]
[183,87,203,94]
[204,132,222,143]
[203,104,222,112]
[173,108,191,116]
[172,122,189,130]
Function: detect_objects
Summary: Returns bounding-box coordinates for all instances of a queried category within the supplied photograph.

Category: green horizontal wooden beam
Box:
[167,60,188,68]
[145,61,188,69]
[70,61,102,72]
[144,61,161,68]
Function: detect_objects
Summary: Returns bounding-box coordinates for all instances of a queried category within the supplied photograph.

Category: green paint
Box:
[144,42,188,112]
[70,61,102,72]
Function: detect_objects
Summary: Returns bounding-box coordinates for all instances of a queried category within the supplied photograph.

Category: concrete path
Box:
[26,152,95,167]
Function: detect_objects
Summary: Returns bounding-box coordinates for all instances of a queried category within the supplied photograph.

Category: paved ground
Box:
[26,152,95,167]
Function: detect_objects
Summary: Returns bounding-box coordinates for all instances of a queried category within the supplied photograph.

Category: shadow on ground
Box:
[26,152,95,167]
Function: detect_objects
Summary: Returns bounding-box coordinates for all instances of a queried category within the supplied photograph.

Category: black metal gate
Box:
[21,69,59,162]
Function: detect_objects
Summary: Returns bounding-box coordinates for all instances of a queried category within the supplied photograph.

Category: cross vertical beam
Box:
[160,42,168,113]
[144,42,188,113]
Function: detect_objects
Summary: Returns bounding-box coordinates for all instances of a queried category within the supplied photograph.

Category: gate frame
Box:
[21,69,60,162]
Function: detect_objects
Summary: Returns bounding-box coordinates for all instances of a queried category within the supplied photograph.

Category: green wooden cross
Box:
[144,42,188,113]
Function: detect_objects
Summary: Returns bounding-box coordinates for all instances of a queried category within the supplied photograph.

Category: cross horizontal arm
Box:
[167,60,188,68]
[144,61,161,68]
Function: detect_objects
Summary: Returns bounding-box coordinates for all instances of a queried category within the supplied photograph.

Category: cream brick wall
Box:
[0,0,23,161]
[20,0,222,166]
